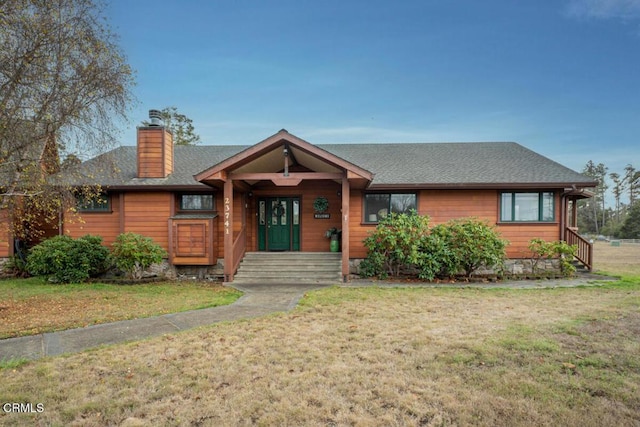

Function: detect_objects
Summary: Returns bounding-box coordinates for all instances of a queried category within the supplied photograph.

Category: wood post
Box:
[341,176,350,282]
[223,179,234,282]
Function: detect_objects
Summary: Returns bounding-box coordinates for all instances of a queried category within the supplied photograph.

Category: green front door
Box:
[258,197,300,251]
[268,199,290,250]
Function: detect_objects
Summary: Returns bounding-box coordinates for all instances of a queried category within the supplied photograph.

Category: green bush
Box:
[362,211,431,278]
[361,214,508,280]
[26,235,110,283]
[416,229,455,280]
[76,235,111,277]
[528,238,577,277]
[111,232,167,280]
[432,218,507,278]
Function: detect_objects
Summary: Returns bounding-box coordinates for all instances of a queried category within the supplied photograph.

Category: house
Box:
[0,111,597,281]
[0,126,62,257]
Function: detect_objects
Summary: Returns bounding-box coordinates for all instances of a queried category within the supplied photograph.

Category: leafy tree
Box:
[142,106,201,145]
[0,0,135,242]
[618,203,640,239]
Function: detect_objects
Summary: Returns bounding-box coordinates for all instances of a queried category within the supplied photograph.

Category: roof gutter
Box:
[367,182,599,191]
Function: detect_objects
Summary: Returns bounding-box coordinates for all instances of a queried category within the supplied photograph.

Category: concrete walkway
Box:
[0,275,616,362]
[0,283,328,362]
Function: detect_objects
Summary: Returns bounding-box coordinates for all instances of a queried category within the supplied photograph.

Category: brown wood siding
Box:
[347,189,562,260]
[63,194,121,246]
[123,192,171,250]
[498,224,561,258]
[164,130,173,175]
[137,128,173,178]
[242,180,342,253]
[0,210,10,257]
[497,193,562,258]
[215,193,224,259]
[421,189,497,224]
[349,190,369,259]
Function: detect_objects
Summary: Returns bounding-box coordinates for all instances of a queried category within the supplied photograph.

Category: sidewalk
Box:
[0,276,616,362]
[346,272,617,289]
[0,283,326,362]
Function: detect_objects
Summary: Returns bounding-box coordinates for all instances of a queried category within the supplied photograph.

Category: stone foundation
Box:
[173,263,225,280]
[0,257,9,274]
[349,257,563,278]
[0,256,226,281]
[132,260,225,281]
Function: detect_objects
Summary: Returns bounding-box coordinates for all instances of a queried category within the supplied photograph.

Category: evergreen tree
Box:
[618,202,640,239]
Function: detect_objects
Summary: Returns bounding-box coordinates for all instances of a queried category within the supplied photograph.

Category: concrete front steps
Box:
[231,252,343,285]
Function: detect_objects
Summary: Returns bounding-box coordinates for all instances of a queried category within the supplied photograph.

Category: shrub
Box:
[528,238,577,277]
[26,235,110,283]
[76,235,111,277]
[111,232,167,280]
[431,218,507,278]
[362,211,431,278]
[416,229,455,280]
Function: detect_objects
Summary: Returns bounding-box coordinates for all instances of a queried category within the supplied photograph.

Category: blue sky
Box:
[107,0,640,194]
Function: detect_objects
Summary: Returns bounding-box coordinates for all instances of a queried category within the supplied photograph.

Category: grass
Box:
[0,243,638,425]
[0,278,242,338]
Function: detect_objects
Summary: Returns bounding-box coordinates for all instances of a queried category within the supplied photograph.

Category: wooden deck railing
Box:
[565,227,593,271]
[231,224,247,275]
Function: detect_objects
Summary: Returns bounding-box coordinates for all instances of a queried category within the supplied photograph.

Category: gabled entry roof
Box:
[194,129,374,188]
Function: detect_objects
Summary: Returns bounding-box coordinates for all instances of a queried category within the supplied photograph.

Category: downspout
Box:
[58,207,63,236]
[560,192,566,242]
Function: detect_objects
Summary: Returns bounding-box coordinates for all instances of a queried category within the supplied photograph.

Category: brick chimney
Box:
[137,109,174,178]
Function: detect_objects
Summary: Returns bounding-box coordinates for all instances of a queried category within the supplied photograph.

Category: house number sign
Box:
[224,197,230,234]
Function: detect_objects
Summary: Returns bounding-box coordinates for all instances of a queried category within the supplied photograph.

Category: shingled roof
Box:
[63,141,596,190]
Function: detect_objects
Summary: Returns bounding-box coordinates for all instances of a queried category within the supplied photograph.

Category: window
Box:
[500,192,555,222]
[364,193,417,223]
[77,193,110,212]
[179,194,214,211]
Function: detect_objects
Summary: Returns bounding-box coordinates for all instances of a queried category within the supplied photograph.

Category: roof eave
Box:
[367,182,598,190]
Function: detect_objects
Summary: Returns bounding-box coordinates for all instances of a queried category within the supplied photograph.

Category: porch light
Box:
[283,147,289,177]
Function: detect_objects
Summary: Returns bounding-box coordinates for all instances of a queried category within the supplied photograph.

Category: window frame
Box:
[499,191,556,223]
[363,192,418,224]
[177,193,215,212]
[77,193,111,213]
